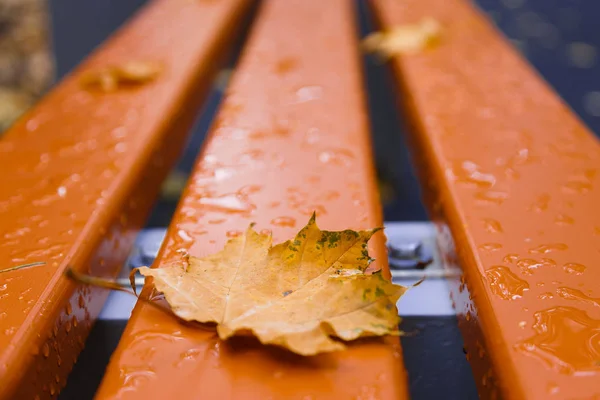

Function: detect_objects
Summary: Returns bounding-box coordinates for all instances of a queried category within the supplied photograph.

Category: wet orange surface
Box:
[0,0,251,398]
[371,0,600,398]
[95,0,408,399]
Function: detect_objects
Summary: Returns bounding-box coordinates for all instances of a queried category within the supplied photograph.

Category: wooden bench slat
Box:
[370,0,600,398]
[0,0,252,398]
[94,0,409,399]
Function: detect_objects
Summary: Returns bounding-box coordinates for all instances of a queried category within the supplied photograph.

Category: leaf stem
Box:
[64,267,178,319]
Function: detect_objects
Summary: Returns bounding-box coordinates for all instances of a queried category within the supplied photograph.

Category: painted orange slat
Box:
[0,1,252,398]
[370,0,600,398]
[94,0,409,399]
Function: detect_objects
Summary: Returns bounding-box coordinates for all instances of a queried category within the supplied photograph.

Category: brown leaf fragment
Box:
[362,18,442,60]
[137,214,407,356]
[80,61,162,92]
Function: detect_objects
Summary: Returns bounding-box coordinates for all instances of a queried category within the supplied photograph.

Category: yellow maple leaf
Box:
[80,61,162,92]
[362,18,441,60]
[137,215,406,356]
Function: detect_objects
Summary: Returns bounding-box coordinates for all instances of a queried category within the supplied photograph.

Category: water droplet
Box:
[539,292,554,299]
[478,243,503,252]
[486,266,530,300]
[176,348,202,367]
[226,230,242,238]
[66,303,72,316]
[238,185,262,197]
[57,186,67,198]
[448,161,496,188]
[304,128,320,145]
[42,343,50,358]
[177,230,193,242]
[475,191,508,204]
[199,193,256,214]
[274,57,297,74]
[547,382,559,395]
[300,205,326,216]
[272,117,292,136]
[515,307,600,375]
[208,218,226,225]
[530,194,550,212]
[116,366,158,396]
[271,216,296,228]
[305,175,320,184]
[477,342,485,358]
[237,149,265,165]
[556,287,600,307]
[318,148,355,167]
[317,190,340,202]
[195,167,236,185]
[554,214,574,225]
[483,219,503,233]
[563,263,586,275]
[548,144,588,160]
[503,254,519,263]
[112,127,127,139]
[516,258,556,274]
[562,180,592,194]
[295,85,322,103]
[529,244,568,254]
[584,168,597,180]
[115,143,127,153]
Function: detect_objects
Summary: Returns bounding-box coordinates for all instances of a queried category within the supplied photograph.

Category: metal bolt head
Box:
[388,239,433,270]
[388,240,423,260]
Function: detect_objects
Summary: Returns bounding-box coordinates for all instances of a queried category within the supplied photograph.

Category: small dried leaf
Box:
[363,18,442,59]
[137,215,406,356]
[80,61,162,92]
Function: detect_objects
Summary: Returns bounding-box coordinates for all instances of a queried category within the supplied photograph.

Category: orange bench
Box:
[94,0,409,399]
[371,0,600,398]
[0,0,252,398]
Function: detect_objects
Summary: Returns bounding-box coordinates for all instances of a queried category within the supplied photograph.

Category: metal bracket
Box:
[100,222,457,319]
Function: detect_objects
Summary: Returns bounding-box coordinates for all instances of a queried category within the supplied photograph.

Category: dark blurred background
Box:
[33,0,600,223]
